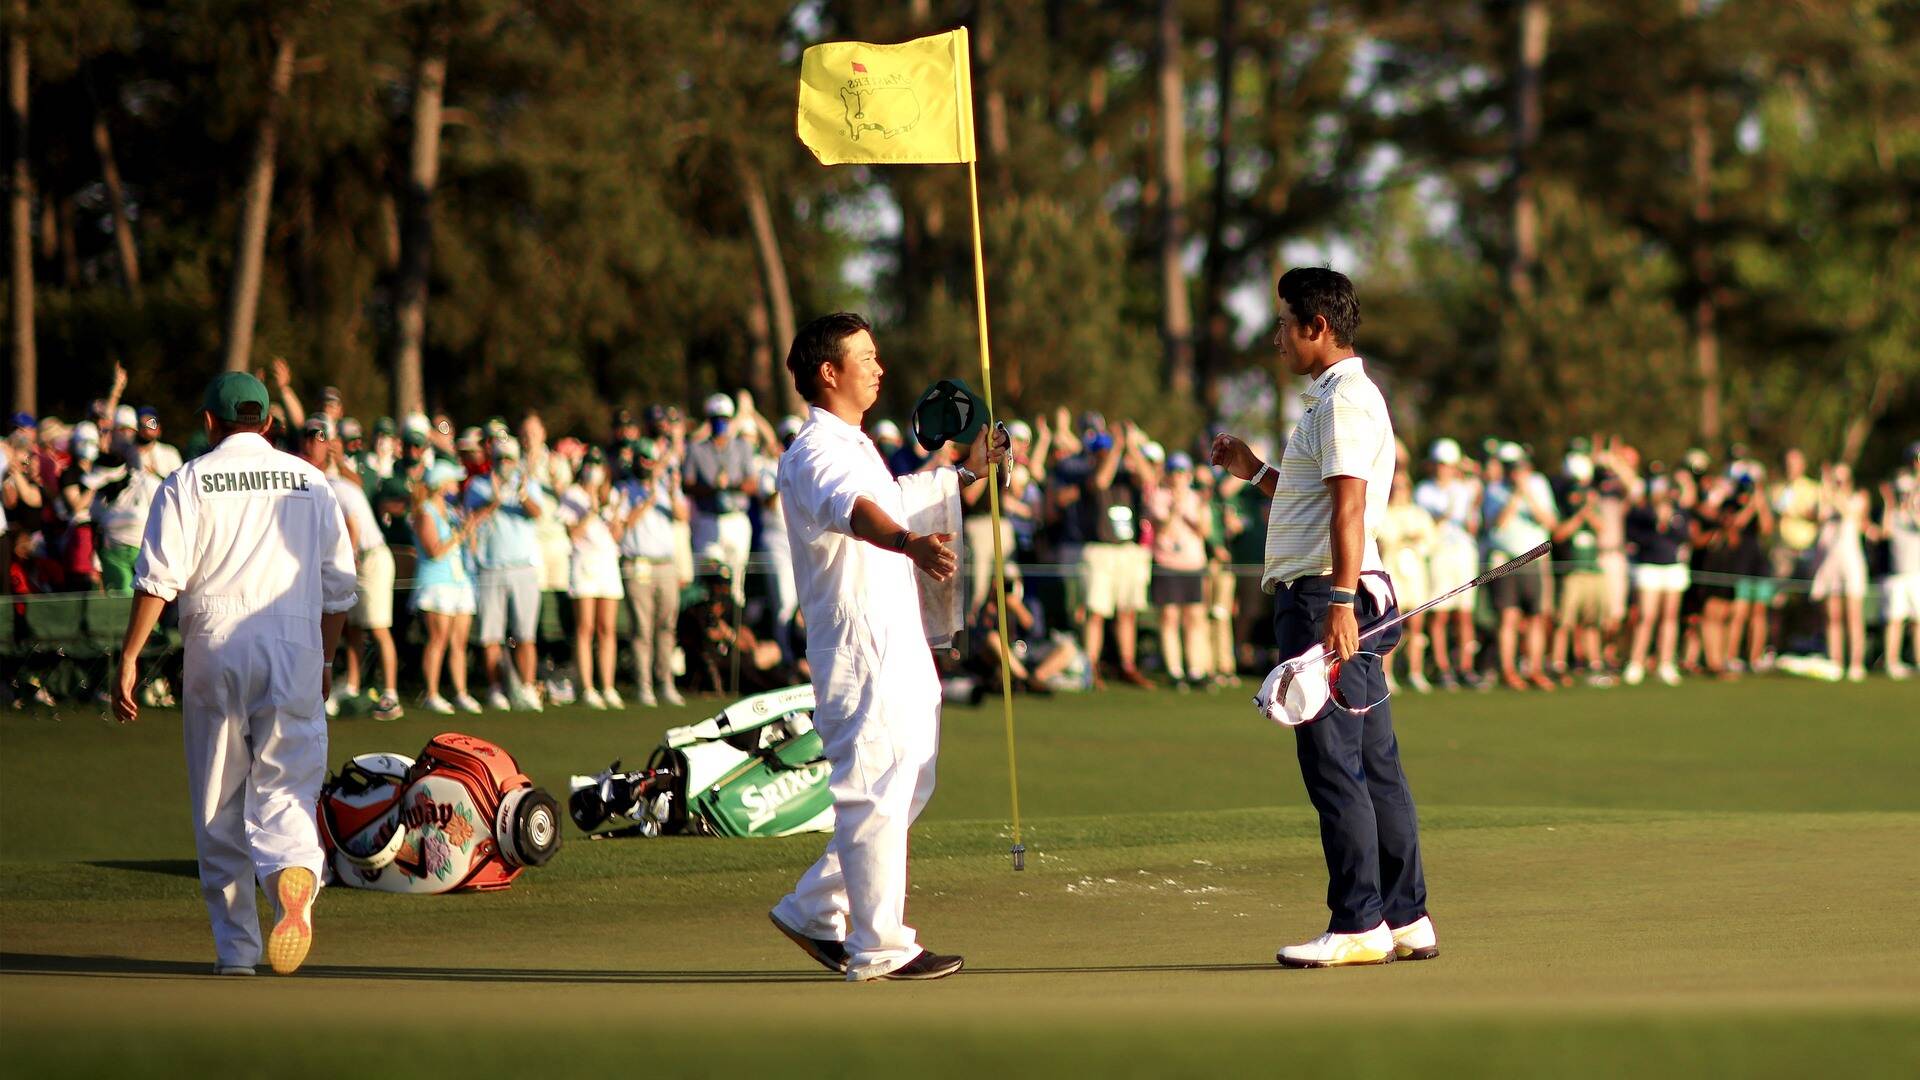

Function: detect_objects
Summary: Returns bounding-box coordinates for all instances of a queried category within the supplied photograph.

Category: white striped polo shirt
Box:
[1261,356,1395,591]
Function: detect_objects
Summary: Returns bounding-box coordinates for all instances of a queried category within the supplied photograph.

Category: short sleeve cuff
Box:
[827,484,889,537]
[132,578,179,602]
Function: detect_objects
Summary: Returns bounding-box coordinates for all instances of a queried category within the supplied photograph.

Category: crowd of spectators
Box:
[6,360,1918,713]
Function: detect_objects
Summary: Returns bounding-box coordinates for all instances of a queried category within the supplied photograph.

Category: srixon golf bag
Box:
[319,733,562,893]
[569,684,834,839]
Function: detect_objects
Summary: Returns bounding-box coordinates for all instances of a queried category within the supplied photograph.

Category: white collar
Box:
[1301,355,1365,405]
[215,432,272,452]
[807,405,873,446]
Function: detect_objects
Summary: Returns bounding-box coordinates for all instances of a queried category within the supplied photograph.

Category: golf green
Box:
[3,678,1917,1077]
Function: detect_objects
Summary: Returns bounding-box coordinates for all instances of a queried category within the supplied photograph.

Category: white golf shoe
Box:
[1277,921,1396,968]
[1391,915,1439,961]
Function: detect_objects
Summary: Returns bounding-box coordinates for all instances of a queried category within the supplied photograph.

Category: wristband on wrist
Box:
[891,529,912,553]
[1329,587,1356,606]
[1251,462,1274,487]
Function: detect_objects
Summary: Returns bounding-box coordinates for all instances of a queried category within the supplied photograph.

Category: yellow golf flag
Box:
[797,29,976,166]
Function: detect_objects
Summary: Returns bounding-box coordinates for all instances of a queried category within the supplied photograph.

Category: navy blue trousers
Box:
[1273,574,1428,933]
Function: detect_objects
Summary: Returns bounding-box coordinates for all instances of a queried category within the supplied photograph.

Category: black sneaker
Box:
[769,911,848,973]
[882,949,964,981]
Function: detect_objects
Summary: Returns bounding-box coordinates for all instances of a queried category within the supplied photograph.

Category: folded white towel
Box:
[898,468,964,648]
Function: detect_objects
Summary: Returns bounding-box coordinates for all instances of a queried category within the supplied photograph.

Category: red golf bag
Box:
[318,733,561,894]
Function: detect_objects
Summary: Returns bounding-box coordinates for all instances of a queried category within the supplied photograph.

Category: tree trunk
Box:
[975,0,1012,188]
[1196,0,1238,410]
[746,281,774,408]
[221,29,297,373]
[737,157,801,415]
[56,194,76,286]
[1684,0,1719,444]
[1506,0,1547,307]
[1157,0,1195,402]
[7,0,33,415]
[390,19,449,418]
[91,105,141,296]
[1838,366,1897,468]
[1088,66,1109,169]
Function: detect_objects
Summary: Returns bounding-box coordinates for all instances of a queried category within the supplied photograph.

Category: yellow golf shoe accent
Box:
[266,867,316,975]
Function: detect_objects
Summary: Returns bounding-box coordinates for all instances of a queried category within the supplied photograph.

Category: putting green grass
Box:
[3,677,1918,1077]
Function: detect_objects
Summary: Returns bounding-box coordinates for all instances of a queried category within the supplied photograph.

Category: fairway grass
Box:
[3,678,1917,1076]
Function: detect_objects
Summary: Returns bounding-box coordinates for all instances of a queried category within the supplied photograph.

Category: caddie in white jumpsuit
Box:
[767,313,1005,982]
[115,372,357,976]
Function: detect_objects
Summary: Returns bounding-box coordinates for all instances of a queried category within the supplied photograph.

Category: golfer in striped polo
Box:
[1211,268,1436,968]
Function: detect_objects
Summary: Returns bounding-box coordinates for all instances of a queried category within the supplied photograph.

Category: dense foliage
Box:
[4,0,1915,471]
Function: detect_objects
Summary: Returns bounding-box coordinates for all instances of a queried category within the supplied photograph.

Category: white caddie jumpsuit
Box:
[133,432,357,968]
[771,406,943,981]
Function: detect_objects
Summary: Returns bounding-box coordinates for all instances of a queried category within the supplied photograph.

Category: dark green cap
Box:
[911,378,988,453]
[202,372,271,423]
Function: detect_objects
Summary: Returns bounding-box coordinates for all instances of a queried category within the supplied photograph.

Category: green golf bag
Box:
[569,684,835,839]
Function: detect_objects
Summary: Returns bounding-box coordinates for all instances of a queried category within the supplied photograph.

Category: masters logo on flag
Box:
[797,28,976,166]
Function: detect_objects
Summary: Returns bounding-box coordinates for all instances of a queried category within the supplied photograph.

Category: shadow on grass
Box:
[84,860,200,879]
[0,952,1274,984]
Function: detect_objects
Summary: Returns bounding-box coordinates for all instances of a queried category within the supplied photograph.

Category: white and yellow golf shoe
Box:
[266,866,317,975]
[1276,921,1396,968]
[1391,915,1439,961]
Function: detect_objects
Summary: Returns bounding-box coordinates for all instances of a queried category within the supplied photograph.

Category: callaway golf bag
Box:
[569,684,834,839]
[319,732,562,893]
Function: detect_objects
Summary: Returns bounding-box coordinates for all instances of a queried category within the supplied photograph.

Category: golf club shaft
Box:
[1357,540,1551,648]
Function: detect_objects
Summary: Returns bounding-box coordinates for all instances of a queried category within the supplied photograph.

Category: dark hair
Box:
[209,405,269,441]
[786,312,872,402]
[1276,267,1360,347]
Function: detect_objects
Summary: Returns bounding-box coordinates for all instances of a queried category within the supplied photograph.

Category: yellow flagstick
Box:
[965,158,1024,871]
[796,28,1020,867]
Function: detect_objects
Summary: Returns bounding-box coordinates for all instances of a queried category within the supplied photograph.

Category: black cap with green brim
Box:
[911,378,988,453]
[202,372,271,422]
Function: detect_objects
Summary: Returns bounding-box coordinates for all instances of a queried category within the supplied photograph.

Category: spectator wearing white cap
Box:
[998,418,1048,564]
[466,435,550,711]
[411,459,487,714]
[1881,458,1920,679]
[1548,452,1613,686]
[684,392,759,603]
[1482,441,1559,691]
[55,421,114,590]
[111,404,141,461]
[1413,438,1482,688]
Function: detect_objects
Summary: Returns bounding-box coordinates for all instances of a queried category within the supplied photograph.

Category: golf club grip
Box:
[1357,540,1551,647]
